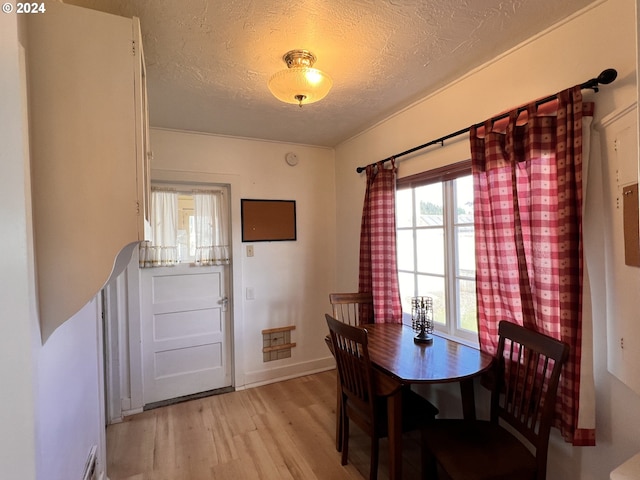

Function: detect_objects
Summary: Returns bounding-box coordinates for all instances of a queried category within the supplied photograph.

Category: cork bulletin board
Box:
[623,183,640,267]
[241,199,297,242]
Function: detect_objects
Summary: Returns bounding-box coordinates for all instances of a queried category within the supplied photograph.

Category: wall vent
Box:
[262,325,296,362]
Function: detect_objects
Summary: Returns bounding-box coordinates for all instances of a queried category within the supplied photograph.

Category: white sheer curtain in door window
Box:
[193,190,230,266]
[141,189,178,267]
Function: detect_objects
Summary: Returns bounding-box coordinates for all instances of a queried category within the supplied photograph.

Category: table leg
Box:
[459,378,476,420]
[387,389,403,480]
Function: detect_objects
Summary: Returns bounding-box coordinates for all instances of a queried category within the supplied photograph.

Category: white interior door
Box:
[141,264,231,405]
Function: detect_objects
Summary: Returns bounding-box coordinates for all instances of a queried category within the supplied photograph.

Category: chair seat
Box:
[423,419,537,480]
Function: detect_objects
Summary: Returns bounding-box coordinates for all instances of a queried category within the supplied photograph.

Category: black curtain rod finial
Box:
[581,69,617,92]
[598,68,618,85]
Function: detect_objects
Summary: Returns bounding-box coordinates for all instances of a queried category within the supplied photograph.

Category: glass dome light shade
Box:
[268,67,333,105]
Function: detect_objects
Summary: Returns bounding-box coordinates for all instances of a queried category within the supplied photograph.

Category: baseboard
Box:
[121,407,143,418]
[118,359,336,412]
[242,356,335,389]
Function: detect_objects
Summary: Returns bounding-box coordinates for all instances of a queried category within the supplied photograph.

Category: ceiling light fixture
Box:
[268,49,333,107]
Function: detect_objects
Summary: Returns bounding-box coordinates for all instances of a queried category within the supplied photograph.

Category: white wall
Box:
[35,300,105,480]
[335,0,640,478]
[150,129,337,387]
[0,12,38,480]
[0,13,108,480]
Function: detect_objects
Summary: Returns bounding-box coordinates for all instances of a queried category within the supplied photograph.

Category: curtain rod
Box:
[355,68,618,173]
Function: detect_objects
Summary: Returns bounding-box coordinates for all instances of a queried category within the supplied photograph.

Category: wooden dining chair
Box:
[327,291,375,452]
[329,292,374,326]
[326,314,439,480]
[422,320,570,480]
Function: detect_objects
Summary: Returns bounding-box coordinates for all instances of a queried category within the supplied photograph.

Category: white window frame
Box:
[396,164,478,346]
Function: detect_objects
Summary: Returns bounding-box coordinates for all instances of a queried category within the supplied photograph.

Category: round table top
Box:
[363,323,494,384]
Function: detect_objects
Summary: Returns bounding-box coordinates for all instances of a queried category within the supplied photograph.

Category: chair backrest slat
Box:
[329,292,374,326]
[493,321,569,474]
[326,314,376,419]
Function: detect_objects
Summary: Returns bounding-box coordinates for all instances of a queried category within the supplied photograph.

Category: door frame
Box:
[104,170,245,420]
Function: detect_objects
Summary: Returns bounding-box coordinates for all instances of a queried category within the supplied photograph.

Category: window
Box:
[176,194,195,262]
[396,162,477,344]
[145,186,229,267]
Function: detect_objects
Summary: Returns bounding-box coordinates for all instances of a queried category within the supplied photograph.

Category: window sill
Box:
[401,314,480,349]
[432,330,480,349]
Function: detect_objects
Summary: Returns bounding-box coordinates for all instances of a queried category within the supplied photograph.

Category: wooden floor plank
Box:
[107,410,157,478]
[107,370,425,480]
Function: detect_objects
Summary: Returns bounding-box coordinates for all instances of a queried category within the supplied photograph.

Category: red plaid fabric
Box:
[358,160,402,323]
[472,86,595,445]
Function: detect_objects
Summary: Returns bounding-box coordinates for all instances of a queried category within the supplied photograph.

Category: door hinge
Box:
[132,40,136,56]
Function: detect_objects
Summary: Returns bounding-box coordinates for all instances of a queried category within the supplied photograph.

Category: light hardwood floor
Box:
[106,369,424,479]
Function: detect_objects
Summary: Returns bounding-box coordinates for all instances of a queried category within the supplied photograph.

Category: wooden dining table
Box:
[363,323,494,480]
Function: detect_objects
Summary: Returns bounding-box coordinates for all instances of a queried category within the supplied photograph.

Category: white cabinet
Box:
[26,2,149,340]
[600,103,640,397]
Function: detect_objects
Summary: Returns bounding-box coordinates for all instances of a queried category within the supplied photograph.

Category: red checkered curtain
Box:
[472,86,595,445]
[358,160,402,323]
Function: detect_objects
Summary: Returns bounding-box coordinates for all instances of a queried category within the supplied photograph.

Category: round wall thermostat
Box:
[285,152,299,166]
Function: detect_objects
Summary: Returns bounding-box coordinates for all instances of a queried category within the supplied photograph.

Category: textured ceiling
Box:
[64,0,597,147]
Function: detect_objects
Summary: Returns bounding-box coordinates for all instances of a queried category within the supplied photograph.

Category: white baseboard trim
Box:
[117,359,337,410]
[242,356,335,389]
[121,407,144,418]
